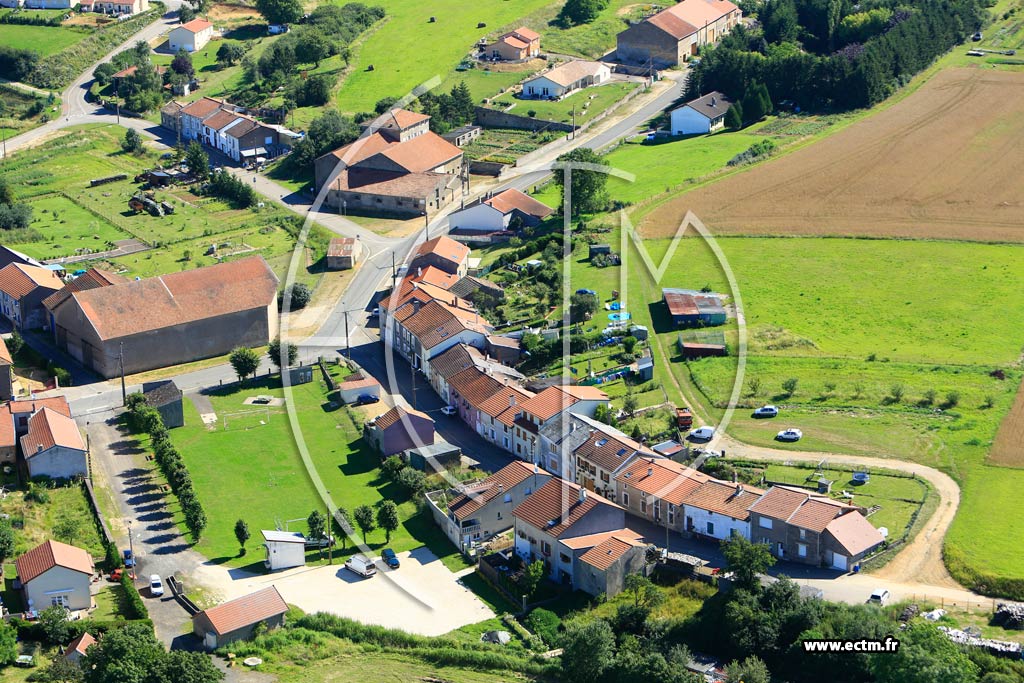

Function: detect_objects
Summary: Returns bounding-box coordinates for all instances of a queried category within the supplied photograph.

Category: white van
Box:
[345,554,377,578]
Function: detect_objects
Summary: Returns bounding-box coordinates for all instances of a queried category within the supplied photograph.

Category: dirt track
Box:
[718,435,962,589]
[640,68,1024,242]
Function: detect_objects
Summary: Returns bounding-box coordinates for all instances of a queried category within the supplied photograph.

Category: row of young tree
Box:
[125,394,208,541]
[688,0,985,110]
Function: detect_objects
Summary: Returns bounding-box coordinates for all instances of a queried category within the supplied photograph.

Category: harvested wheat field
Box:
[640,68,1024,242]
[990,379,1024,467]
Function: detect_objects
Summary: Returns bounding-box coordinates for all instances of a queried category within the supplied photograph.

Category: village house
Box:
[671,91,735,135]
[0,263,63,330]
[160,101,185,136]
[49,256,279,378]
[427,343,524,408]
[366,405,435,456]
[408,236,471,278]
[443,365,520,444]
[193,586,288,650]
[410,264,460,290]
[169,18,215,53]
[484,26,541,61]
[522,60,611,99]
[575,531,651,598]
[615,456,710,532]
[314,110,466,217]
[440,125,482,147]
[326,237,360,270]
[681,478,764,541]
[427,460,551,551]
[0,338,12,401]
[512,477,644,592]
[747,485,884,570]
[387,298,491,372]
[81,0,148,15]
[512,385,610,465]
[16,540,94,611]
[377,278,474,350]
[572,417,660,499]
[21,407,87,480]
[447,188,553,243]
[616,0,741,68]
[42,267,126,336]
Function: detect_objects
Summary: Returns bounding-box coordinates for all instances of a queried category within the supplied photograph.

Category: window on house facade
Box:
[706,521,715,535]
[496,512,502,520]
[560,553,570,564]
[622,491,629,506]
[540,540,551,556]
[759,517,773,529]
[797,543,807,557]
[799,528,807,540]
[640,499,647,514]
[668,504,675,525]
[600,472,609,483]
[503,493,512,503]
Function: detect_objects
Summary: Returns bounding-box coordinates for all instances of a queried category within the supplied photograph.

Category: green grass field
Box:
[438,66,534,105]
[168,366,469,572]
[509,81,638,125]
[333,0,559,113]
[508,0,648,59]
[0,24,90,56]
[11,193,129,260]
[0,84,52,138]
[3,484,106,559]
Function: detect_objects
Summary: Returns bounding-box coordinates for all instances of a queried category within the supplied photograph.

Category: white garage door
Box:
[832,553,848,571]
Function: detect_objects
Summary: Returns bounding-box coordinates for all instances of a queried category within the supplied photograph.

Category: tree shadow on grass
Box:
[338,440,378,477]
[201,376,282,398]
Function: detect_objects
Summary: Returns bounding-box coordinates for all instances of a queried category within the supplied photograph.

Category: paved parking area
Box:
[195,547,493,636]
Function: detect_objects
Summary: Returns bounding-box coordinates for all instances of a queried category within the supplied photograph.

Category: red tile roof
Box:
[21,407,85,456]
[559,527,643,550]
[533,60,607,88]
[181,97,229,119]
[338,374,379,391]
[499,35,530,50]
[681,479,764,521]
[477,384,533,427]
[378,132,462,174]
[430,344,483,380]
[384,108,430,130]
[616,456,710,505]
[43,268,127,312]
[203,109,242,131]
[179,18,213,33]
[65,632,96,659]
[788,496,850,532]
[447,461,539,521]
[196,586,288,636]
[578,532,646,570]
[375,405,432,431]
[16,540,93,584]
[71,256,278,341]
[748,486,808,521]
[511,26,540,42]
[484,189,553,219]
[414,236,470,267]
[328,237,356,258]
[824,511,884,556]
[513,477,622,538]
[0,263,62,300]
[411,265,459,290]
[519,386,578,422]
[574,426,652,475]
[447,366,504,407]
[399,299,489,351]
[7,396,71,417]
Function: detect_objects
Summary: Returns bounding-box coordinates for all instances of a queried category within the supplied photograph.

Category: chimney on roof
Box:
[735,483,743,496]
[36,444,43,453]
[417,267,422,278]
[711,96,717,107]
[510,395,516,408]
[498,483,504,492]
[733,470,738,483]
[647,467,653,477]
[412,300,421,313]
[578,487,586,504]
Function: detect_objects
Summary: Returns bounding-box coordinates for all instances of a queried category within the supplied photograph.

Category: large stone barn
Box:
[49,257,279,378]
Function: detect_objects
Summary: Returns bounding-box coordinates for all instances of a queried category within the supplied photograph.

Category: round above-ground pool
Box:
[608,312,632,321]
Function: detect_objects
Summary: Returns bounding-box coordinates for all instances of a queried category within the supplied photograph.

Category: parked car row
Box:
[344,549,401,578]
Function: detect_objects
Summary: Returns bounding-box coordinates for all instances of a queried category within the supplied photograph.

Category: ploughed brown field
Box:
[639,68,1024,242]
[990,379,1024,467]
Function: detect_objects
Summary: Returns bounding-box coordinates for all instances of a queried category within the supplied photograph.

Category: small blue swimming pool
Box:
[608,312,631,322]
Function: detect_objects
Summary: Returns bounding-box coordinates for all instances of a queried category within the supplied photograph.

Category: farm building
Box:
[522,60,610,99]
[447,188,553,239]
[680,341,727,358]
[193,586,288,650]
[441,125,482,147]
[671,92,734,135]
[484,27,541,61]
[50,256,279,378]
[261,530,306,571]
[16,540,94,612]
[663,288,727,327]
[366,405,435,456]
[169,18,214,52]
[143,380,184,428]
[21,407,87,480]
[616,0,741,68]
[0,263,63,331]
[326,237,359,270]
[449,276,505,302]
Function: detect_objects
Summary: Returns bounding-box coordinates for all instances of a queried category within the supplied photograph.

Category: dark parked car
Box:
[122,549,135,568]
[355,394,380,405]
[381,548,400,569]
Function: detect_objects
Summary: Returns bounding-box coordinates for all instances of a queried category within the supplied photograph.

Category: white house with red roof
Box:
[169,18,214,52]
[16,540,94,612]
[447,188,553,241]
[21,406,87,480]
[511,385,609,466]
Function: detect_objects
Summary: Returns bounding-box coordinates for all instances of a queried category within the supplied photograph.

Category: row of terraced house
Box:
[161,97,297,165]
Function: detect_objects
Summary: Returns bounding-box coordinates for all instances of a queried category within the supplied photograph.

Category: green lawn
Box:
[3,484,106,559]
[333,0,560,113]
[11,193,129,261]
[92,584,131,621]
[438,66,535,104]
[510,81,639,126]
[0,24,90,56]
[167,367,470,572]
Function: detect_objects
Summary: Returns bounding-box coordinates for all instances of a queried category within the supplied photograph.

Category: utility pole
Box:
[325,491,333,565]
[127,520,135,580]
[114,81,120,125]
[392,251,396,280]
[119,342,127,406]
[571,108,576,140]
[343,311,350,358]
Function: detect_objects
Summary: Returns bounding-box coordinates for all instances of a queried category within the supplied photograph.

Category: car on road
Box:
[776,428,803,442]
[868,588,891,606]
[381,548,400,569]
[345,554,377,578]
[440,406,457,416]
[753,405,778,418]
[149,575,164,597]
[689,426,715,441]
[354,394,379,406]
[122,549,135,568]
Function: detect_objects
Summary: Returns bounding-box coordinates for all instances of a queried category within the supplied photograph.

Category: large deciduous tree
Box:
[353,504,376,541]
[554,147,609,215]
[229,347,261,383]
[375,500,400,543]
[255,0,302,26]
[721,533,776,592]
